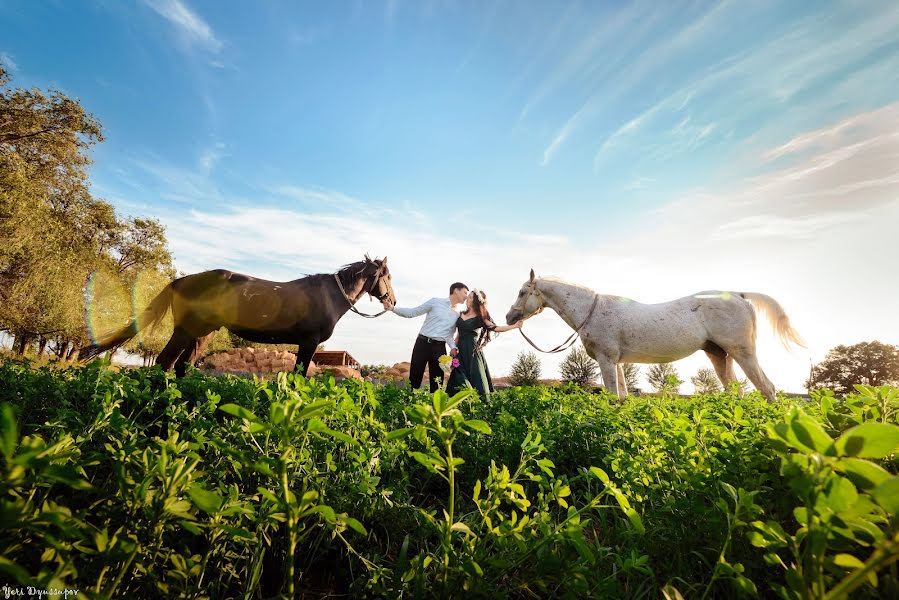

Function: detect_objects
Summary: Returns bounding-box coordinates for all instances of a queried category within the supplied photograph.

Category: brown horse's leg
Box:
[294,340,318,377]
[157,327,194,372]
[174,331,216,377]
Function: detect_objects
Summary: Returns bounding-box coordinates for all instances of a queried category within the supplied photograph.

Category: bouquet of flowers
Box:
[438,354,460,390]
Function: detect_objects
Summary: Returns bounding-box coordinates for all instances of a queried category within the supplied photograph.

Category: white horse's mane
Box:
[538,276,595,294]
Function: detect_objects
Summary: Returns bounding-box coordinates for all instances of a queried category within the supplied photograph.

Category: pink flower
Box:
[452,358,460,368]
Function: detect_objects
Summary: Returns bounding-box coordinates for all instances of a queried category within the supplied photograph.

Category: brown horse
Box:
[80,256,396,376]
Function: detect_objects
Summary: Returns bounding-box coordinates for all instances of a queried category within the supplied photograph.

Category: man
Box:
[383,282,468,392]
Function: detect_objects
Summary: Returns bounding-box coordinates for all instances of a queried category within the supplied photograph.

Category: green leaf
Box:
[831,553,877,587]
[220,524,255,540]
[835,422,899,459]
[306,505,337,521]
[463,419,492,434]
[344,517,367,535]
[409,451,445,473]
[179,520,203,535]
[834,457,892,491]
[0,404,18,462]
[789,413,835,454]
[872,477,899,514]
[307,420,359,446]
[385,427,414,440]
[0,556,34,586]
[218,403,261,422]
[832,553,865,570]
[451,522,474,536]
[625,508,645,534]
[819,476,858,513]
[590,466,610,485]
[296,400,332,420]
[188,485,223,514]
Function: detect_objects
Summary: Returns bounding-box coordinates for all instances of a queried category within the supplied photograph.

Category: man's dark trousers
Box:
[409,334,446,393]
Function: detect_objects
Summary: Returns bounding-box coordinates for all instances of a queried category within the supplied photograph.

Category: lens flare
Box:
[84,270,131,345]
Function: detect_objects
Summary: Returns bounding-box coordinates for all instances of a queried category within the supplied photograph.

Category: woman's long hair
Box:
[471,290,495,350]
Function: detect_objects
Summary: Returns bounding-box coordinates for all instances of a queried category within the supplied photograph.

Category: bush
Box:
[559,345,599,389]
[508,351,541,386]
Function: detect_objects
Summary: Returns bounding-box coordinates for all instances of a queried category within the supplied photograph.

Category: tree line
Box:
[0,65,179,360]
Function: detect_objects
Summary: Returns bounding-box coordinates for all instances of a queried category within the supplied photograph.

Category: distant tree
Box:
[691,368,722,394]
[647,363,683,394]
[806,341,899,394]
[560,346,600,389]
[621,363,641,391]
[509,351,542,387]
[361,364,389,378]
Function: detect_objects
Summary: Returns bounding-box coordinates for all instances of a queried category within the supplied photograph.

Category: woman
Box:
[446,289,522,399]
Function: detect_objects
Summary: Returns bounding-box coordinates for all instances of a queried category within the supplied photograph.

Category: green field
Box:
[2,358,898,599]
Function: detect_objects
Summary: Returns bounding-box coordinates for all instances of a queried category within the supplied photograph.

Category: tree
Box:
[806,341,899,394]
[361,364,389,378]
[691,367,722,394]
[647,363,683,394]
[509,351,542,386]
[621,363,641,391]
[560,346,600,389]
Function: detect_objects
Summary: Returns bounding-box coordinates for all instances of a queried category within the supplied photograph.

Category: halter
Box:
[514,280,600,354]
[334,265,389,318]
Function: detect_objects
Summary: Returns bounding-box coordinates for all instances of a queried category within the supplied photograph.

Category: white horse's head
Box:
[505,269,546,324]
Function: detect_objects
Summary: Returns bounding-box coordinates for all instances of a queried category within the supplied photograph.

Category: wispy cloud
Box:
[199,142,227,175]
[143,0,223,53]
[591,4,899,169]
[0,52,18,71]
[537,1,735,164]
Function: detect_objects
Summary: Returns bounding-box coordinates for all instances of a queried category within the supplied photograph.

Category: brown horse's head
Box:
[361,254,397,305]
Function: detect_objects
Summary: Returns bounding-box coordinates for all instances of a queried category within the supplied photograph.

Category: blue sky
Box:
[4,1,899,390]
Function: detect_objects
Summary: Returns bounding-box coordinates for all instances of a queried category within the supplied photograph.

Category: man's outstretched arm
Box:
[383,298,433,318]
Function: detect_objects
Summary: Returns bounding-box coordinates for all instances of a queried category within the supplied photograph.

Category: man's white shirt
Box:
[392,297,459,350]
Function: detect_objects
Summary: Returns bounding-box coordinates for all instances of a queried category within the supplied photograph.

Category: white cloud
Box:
[591,4,899,168]
[143,0,223,53]
[199,143,227,175]
[119,102,899,396]
[0,52,18,71]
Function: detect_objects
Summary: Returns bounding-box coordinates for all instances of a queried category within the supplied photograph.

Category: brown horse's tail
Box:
[79,284,174,361]
[740,292,806,350]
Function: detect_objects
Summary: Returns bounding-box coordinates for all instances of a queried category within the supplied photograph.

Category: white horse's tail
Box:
[740,292,805,350]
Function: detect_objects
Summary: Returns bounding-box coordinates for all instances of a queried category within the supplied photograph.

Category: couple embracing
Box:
[382,282,522,397]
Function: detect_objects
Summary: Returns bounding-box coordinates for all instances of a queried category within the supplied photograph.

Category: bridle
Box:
[513,280,600,354]
[334,264,390,318]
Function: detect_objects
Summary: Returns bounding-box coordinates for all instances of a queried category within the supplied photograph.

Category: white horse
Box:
[504,270,804,403]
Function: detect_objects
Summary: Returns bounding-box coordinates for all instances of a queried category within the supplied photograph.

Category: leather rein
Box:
[513,281,600,354]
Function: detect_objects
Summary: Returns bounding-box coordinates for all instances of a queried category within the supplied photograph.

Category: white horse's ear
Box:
[529,268,535,282]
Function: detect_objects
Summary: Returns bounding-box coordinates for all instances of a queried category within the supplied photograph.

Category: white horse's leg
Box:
[596,357,622,400]
[730,352,776,403]
[704,344,739,393]
[725,356,743,396]
[616,364,628,397]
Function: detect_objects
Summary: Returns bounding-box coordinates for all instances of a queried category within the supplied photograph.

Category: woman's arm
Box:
[485,319,522,333]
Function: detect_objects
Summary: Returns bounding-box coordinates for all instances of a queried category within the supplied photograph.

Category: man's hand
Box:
[450,348,459,357]
[382,299,394,311]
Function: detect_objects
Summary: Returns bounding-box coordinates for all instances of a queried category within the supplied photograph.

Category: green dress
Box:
[446,315,494,399]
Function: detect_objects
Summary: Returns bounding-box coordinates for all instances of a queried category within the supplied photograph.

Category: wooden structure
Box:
[312,350,360,371]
